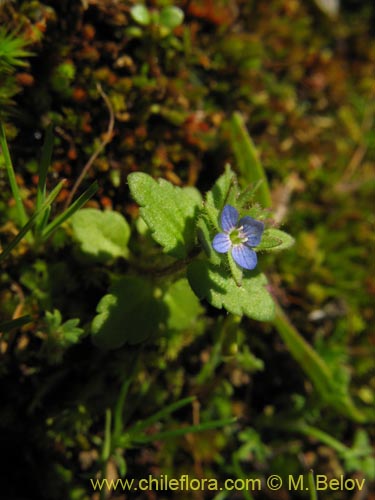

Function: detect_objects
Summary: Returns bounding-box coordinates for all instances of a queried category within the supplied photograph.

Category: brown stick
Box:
[63,83,115,210]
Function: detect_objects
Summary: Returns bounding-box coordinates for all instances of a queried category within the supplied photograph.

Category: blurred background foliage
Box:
[0,0,374,499]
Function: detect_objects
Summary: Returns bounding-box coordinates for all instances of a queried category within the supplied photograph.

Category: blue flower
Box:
[212,205,264,270]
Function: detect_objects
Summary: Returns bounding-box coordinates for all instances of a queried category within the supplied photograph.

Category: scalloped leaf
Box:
[71,208,130,262]
[91,277,167,348]
[257,228,295,252]
[128,172,201,259]
[187,260,275,321]
[163,278,203,331]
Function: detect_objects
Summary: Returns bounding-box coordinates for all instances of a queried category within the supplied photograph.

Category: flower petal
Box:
[212,232,231,253]
[232,244,258,270]
[239,216,264,247]
[221,205,238,232]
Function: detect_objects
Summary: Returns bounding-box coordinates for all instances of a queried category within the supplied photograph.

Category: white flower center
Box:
[229,226,248,245]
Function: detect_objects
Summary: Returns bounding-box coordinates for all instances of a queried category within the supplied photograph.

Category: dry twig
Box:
[63,83,115,210]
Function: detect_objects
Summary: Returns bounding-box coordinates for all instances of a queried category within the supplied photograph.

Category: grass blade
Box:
[114,378,132,437]
[41,181,98,240]
[131,417,236,443]
[309,470,318,500]
[0,180,65,262]
[36,124,54,211]
[273,304,367,422]
[34,125,54,234]
[230,112,272,208]
[0,122,29,227]
[130,396,196,434]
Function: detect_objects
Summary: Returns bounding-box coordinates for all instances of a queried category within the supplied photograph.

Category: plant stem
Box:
[296,423,349,455]
[63,84,114,210]
[309,470,318,500]
[100,408,112,500]
[130,246,202,278]
[114,378,132,438]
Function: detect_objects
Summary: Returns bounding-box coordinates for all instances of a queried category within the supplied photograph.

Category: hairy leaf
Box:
[187,260,275,321]
[128,172,201,258]
[257,228,295,252]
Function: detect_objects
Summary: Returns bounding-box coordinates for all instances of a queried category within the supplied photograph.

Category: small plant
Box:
[0,123,97,334]
[0,1,373,495]
[129,4,184,37]
[126,2,185,68]
[0,123,98,262]
[39,309,84,364]
[0,27,32,115]
[74,112,367,427]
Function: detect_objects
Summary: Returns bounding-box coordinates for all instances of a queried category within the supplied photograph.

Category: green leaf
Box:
[187,260,275,321]
[130,5,151,26]
[128,172,201,259]
[41,181,98,240]
[36,124,54,210]
[159,6,184,29]
[196,213,221,264]
[0,122,29,229]
[45,309,84,347]
[227,251,243,287]
[163,278,203,330]
[70,208,130,261]
[257,228,295,252]
[0,179,66,262]
[230,112,272,208]
[131,417,236,444]
[344,430,375,479]
[196,168,240,264]
[92,277,167,348]
[35,124,54,233]
[273,305,367,422]
[203,165,237,229]
[183,186,203,207]
[40,309,84,364]
[0,28,33,69]
[129,396,196,435]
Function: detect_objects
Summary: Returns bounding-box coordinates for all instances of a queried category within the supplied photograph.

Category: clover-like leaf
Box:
[187,260,275,321]
[159,6,184,29]
[257,228,295,252]
[130,5,151,26]
[128,172,201,259]
[71,208,130,261]
[92,277,167,349]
